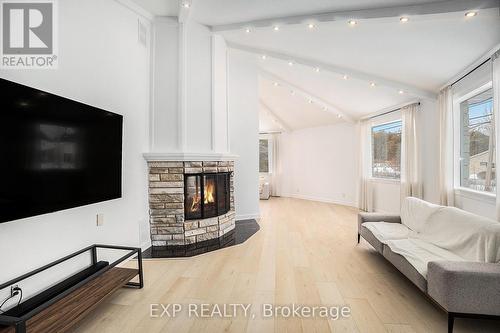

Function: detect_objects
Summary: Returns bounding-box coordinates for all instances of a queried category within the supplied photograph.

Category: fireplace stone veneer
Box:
[148,161,235,246]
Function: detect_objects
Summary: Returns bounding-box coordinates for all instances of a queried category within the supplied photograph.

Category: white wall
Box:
[212,35,229,153]
[228,49,260,219]
[0,0,151,300]
[279,123,359,207]
[185,21,213,152]
[151,17,179,152]
[150,20,230,154]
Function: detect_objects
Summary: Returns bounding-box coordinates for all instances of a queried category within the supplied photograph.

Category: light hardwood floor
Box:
[71,198,500,333]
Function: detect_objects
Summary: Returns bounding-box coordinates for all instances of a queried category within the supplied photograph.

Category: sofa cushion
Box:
[400,197,442,232]
[416,206,500,263]
[383,245,427,292]
[385,239,465,278]
[363,222,411,243]
[360,225,384,253]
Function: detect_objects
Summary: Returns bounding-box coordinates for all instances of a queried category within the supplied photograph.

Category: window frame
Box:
[370,119,403,182]
[452,81,495,198]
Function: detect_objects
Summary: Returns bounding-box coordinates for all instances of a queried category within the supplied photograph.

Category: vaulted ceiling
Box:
[130,0,500,131]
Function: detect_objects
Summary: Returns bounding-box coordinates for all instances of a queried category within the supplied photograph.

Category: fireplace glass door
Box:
[185,174,202,220]
[184,172,231,220]
[217,173,230,214]
[203,174,218,218]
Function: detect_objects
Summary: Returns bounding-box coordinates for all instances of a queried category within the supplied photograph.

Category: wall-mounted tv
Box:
[0,78,123,223]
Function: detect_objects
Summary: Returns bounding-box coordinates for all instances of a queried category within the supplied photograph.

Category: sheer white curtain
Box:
[358,120,373,212]
[401,103,422,201]
[438,86,455,206]
[493,51,500,219]
[270,133,281,197]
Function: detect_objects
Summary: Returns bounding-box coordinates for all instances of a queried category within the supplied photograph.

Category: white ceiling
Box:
[221,10,500,92]
[129,0,179,16]
[259,107,282,133]
[192,0,442,26]
[260,78,345,131]
[129,0,500,131]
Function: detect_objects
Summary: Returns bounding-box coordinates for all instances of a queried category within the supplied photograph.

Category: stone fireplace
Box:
[147,160,235,246]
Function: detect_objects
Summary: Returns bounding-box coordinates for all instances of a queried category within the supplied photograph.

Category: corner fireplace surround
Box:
[147,161,235,246]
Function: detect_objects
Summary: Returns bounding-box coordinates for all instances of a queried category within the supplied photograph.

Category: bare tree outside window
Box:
[259,139,269,173]
[460,88,495,193]
[372,121,402,179]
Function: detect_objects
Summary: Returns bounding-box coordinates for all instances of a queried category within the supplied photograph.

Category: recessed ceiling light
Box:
[288,61,294,66]
[273,25,280,31]
[273,82,279,87]
[398,90,405,94]
[182,2,190,9]
[314,67,320,73]
[307,23,315,29]
[261,55,267,60]
[308,99,313,104]
[348,20,357,26]
[370,82,376,87]
[465,11,477,17]
[343,74,349,80]
[337,114,342,118]
[245,27,251,33]
[400,17,409,23]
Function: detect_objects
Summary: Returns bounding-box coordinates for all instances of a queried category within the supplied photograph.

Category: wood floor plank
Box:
[65,197,500,333]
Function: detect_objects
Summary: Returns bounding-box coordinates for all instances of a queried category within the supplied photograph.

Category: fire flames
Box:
[204,181,215,204]
[190,180,215,212]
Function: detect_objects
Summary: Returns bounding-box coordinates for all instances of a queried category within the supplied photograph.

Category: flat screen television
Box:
[0,78,123,223]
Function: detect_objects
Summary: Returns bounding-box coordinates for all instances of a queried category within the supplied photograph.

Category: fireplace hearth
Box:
[147,161,235,246]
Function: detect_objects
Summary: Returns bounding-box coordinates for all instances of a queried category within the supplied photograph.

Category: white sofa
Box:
[358,197,500,332]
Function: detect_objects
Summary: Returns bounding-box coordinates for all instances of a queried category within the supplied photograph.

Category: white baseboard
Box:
[236,213,260,221]
[282,193,357,208]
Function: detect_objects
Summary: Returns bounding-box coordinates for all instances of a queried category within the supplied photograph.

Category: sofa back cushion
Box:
[401,197,442,232]
[416,206,500,263]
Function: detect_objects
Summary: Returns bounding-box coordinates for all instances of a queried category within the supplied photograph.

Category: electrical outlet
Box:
[10,285,20,297]
[96,214,104,226]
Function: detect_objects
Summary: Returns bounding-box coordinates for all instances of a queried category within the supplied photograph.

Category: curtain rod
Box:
[259,131,282,135]
[368,102,420,120]
[450,58,491,87]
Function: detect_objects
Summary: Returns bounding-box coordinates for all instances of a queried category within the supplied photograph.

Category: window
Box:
[459,88,495,193]
[259,139,269,173]
[372,121,402,179]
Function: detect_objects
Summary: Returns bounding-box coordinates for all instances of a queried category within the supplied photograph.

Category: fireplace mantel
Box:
[143,152,238,162]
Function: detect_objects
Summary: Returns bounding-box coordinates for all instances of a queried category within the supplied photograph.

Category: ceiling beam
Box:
[260,70,355,123]
[230,42,437,100]
[211,0,499,32]
[259,100,292,132]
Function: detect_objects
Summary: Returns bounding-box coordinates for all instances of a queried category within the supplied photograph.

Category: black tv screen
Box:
[0,78,123,223]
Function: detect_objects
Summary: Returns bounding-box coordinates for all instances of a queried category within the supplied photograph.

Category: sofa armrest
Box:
[357,212,401,231]
[427,261,500,316]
